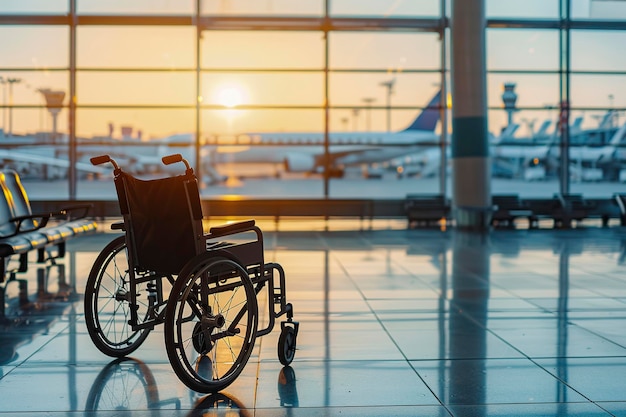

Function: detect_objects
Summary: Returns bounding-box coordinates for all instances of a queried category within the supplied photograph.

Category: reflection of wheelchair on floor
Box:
[84,154,299,392]
[86,357,299,416]
[85,357,180,414]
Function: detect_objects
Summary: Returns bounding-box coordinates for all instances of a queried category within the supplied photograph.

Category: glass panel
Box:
[487,73,560,199]
[330,73,440,110]
[0,0,67,14]
[572,0,626,20]
[489,107,560,198]
[330,32,441,70]
[487,73,560,123]
[1,108,69,185]
[76,108,195,141]
[570,74,625,191]
[202,108,324,197]
[0,71,67,106]
[77,72,195,105]
[487,73,560,160]
[201,31,323,69]
[330,0,440,17]
[486,0,559,18]
[1,108,63,139]
[204,108,323,136]
[201,72,324,108]
[201,0,323,16]
[77,27,196,69]
[571,74,626,110]
[571,30,626,71]
[77,0,194,15]
[487,29,559,71]
[0,26,68,68]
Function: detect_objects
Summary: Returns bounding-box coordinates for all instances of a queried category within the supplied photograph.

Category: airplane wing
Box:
[0,149,106,174]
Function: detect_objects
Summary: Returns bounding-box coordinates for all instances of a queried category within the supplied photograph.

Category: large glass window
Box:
[487,27,560,196]
[2,0,626,205]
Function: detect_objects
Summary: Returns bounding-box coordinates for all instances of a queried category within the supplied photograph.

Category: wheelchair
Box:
[84,153,299,393]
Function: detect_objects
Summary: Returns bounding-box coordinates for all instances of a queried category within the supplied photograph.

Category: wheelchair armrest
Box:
[110,221,125,231]
[209,219,256,237]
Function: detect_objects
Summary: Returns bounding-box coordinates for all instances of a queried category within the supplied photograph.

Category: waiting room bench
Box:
[0,170,97,315]
[405,194,450,228]
[491,194,536,228]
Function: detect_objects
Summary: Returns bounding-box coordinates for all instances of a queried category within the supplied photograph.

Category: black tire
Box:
[278,326,297,366]
[164,254,258,393]
[84,236,153,357]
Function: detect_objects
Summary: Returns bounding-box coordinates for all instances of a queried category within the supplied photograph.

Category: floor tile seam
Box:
[530,360,619,414]
[556,319,626,352]
[241,404,454,412]
[406,354,626,363]
[333,255,452,411]
[12,359,174,367]
[457,308,608,407]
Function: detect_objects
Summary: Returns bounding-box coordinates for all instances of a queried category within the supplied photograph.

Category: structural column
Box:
[451,0,491,229]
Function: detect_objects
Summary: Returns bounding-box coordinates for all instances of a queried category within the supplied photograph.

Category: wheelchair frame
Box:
[84,154,299,393]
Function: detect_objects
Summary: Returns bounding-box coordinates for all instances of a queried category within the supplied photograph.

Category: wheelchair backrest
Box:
[115,172,204,275]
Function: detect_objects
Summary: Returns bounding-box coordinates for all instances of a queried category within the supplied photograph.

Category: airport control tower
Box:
[501,82,518,126]
[38,88,65,143]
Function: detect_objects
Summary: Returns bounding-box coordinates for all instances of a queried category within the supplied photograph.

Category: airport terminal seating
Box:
[405,194,450,228]
[0,170,97,315]
[491,194,536,228]
[551,193,596,228]
[403,193,619,229]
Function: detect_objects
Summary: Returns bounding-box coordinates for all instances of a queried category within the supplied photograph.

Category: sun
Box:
[216,85,245,108]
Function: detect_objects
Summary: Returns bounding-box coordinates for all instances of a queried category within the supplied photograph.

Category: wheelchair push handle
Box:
[90,155,120,171]
[162,153,194,175]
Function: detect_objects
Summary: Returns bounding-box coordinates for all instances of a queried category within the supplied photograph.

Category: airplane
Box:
[206,90,443,178]
[390,111,619,182]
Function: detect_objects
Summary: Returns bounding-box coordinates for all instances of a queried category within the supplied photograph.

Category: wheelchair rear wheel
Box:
[84,236,154,357]
[164,254,258,393]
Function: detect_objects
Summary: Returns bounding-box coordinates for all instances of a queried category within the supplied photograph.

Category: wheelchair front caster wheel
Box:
[278,325,297,366]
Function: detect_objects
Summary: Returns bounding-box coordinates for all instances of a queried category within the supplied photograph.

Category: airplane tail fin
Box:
[402,90,442,132]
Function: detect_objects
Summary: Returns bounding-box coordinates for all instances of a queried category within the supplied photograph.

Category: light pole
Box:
[6,77,21,137]
[352,108,360,131]
[341,117,349,131]
[362,97,375,131]
[609,94,615,128]
[521,117,537,139]
[379,78,395,133]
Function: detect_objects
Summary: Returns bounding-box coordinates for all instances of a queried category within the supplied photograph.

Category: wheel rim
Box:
[167,257,258,392]
[86,237,153,355]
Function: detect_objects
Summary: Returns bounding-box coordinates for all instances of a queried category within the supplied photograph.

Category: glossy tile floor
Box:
[3,221,626,416]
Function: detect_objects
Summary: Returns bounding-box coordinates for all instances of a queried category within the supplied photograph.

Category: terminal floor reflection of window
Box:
[1,224,626,416]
